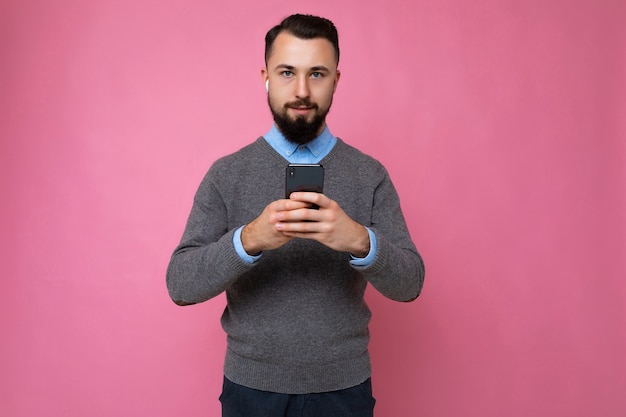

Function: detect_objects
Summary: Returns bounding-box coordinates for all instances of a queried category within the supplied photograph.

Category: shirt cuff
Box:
[233,226,262,264]
[349,227,377,266]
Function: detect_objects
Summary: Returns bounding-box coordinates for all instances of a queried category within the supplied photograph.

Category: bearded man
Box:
[167,13,425,417]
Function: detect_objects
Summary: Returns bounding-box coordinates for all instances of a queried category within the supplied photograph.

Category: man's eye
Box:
[311,72,323,78]
[282,71,293,77]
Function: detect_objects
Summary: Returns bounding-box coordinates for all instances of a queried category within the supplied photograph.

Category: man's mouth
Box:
[282,98,318,118]
[287,105,317,117]
[286,100,317,110]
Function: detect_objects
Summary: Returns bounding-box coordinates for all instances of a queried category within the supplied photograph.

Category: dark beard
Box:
[269,97,330,145]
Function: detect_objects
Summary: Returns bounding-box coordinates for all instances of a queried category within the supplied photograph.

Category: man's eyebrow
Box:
[272,64,331,72]
[310,66,330,72]
[274,64,295,71]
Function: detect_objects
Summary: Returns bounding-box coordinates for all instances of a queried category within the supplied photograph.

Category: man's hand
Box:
[275,192,370,257]
[241,198,310,255]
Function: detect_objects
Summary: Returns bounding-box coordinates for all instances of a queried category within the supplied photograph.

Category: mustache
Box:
[284,99,319,110]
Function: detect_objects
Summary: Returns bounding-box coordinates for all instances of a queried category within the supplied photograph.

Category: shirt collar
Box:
[264,124,335,159]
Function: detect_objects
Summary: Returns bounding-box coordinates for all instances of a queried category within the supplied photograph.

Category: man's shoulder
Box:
[213,137,266,165]
[207,137,280,172]
[199,137,284,186]
[332,138,386,170]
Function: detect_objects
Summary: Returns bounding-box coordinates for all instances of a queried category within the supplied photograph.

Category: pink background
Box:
[2,0,625,416]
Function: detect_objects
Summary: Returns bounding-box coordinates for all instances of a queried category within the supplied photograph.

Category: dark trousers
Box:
[220,376,376,417]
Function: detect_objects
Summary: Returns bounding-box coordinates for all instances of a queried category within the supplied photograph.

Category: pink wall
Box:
[2,0,624,416]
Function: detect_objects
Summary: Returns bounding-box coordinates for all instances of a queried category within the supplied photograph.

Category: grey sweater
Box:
[167,137,424,394]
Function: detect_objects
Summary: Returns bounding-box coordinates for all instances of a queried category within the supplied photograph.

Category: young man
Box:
[167,14,425,417]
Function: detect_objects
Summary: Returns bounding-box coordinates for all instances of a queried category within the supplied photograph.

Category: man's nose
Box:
[295,76,310,99]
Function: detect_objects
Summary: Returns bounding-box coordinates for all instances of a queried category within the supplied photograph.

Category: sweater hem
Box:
[223,348,372,394]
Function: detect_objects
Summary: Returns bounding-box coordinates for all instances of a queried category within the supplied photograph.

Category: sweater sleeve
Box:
[351,169,425,302]
[166,171,254,306]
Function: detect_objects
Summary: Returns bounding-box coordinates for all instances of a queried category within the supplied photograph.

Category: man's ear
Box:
[333,70,341,93]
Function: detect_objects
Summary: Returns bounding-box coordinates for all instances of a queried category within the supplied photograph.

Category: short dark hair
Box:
[264,14,340,65]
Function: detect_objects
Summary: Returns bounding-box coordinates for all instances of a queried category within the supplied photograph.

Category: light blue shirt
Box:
[234,124,377,266]
[263,123,336,164]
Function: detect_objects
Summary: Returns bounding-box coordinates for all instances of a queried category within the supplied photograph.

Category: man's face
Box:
[262,32,340,144]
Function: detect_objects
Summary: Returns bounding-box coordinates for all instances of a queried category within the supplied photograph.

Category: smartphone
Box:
[285,164,324,200]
